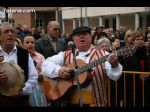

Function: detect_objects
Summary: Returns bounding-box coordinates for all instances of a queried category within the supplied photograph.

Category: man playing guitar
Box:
[42,26,123,107]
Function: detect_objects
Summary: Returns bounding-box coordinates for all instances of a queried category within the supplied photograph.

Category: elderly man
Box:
[35,21,66,59]
[0,22,38,106]
[42,26,123,107]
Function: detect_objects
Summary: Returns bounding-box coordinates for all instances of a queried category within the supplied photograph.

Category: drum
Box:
[0,62,25,96]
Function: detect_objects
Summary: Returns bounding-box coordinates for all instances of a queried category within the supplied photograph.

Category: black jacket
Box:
[35,35,66,59]
[123,46,149,72]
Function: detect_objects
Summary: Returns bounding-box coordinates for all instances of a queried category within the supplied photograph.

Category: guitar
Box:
[42,45,137,101]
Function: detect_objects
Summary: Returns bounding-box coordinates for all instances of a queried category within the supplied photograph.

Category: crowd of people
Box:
[0,20,149,107]
[94,25,150,107]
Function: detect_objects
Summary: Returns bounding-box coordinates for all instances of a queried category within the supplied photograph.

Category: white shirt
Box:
[0,46,38,95]
[42,47,123,81]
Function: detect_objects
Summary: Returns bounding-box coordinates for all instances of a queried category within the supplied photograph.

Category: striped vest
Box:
[64,47,107,107]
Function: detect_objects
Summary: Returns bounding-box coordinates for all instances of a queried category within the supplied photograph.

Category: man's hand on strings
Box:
[58,67,72,79]
[107,52,119,68]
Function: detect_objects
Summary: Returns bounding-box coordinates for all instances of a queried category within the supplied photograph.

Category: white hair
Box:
[96,37,111,49]
[0,22,13,35]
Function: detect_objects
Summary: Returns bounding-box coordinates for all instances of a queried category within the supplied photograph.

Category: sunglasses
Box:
[53,28,61,32]
[2,29,16,34]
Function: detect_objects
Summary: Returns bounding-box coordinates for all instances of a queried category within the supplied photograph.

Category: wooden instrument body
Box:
[42,59,92,101]
[42,45,138,102]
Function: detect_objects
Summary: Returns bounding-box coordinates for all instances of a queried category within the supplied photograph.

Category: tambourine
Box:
[0,62,25,96]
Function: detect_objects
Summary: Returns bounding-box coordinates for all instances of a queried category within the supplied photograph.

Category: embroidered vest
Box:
[64,47,107,107]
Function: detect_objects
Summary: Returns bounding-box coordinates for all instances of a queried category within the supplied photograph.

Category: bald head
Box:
[47,21,61,39]
[47,21,60,30]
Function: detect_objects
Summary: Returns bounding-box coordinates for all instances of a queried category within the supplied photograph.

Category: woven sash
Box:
[64,47,107,106]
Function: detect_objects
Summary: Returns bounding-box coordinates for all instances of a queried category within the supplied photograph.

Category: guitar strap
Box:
[64,47,107,107]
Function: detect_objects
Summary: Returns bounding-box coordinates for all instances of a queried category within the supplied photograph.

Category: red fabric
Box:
[140,60,144,72]
[64,47,106,106]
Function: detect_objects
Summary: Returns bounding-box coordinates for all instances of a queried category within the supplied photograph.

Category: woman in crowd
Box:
[111,37,121,51]
[123,31,149,107]
[124,29,135,46]
[23,35,47,107]
[110,37,124,107]
[96,37,111,52]
[23,35,45,74]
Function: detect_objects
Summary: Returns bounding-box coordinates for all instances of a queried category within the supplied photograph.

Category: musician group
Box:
[0,21,123,107]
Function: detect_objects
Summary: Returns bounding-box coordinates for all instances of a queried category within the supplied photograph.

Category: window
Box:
[1,19,14,24]
[1,19,5,23]
[9,19,14,24]
[36,19,43,28]
[113,18,116,30]
[140,16,142,28]
[146,15,150,27]
[105,19,109,28]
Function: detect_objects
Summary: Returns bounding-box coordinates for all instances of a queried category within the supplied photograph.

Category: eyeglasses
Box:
[2,29,16,34]
[53,28,61,32]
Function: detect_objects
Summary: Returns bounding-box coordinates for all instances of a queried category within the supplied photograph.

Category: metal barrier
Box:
[107,71,150,107]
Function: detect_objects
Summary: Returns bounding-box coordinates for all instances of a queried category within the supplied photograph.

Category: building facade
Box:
[1,7,150,33]
[61,7,150,33]
[0,7,56,29]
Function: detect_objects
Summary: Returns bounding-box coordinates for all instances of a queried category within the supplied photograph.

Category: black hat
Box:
[71,26,91,36]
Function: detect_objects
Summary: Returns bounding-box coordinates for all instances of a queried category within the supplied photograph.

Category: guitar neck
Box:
[76,45,137,74]
[77,54,109,74]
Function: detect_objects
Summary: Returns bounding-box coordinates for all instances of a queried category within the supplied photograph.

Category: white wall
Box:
[62,7,148,32]
[62,7,146,19]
